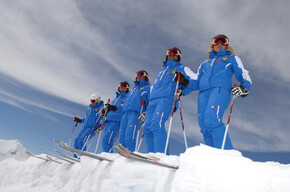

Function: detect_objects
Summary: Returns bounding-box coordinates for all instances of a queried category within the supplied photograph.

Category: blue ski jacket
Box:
[106,91,128,122]
[122,80,151,114]
[197,49,252,91]
[81,101,104,128]
[150,60,198,100]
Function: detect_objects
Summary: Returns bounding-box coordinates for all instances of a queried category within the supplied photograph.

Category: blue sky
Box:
[1,0,290,163]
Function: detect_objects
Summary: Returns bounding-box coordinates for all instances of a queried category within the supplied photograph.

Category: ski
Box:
[25,151,50,162]
[114,145,179,169]
[45,155,62,164]
[118,144,160,161]
[54,139,113,162]
[40,148,75,164]
[55,150,80,163]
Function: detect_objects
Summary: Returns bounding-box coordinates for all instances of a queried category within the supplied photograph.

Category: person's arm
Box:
[231,56,252,90]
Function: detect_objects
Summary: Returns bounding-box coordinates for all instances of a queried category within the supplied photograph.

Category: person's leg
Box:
[197,90,214,147]
[204,87,233,149]
[102,121,120,152]
[149,97,172,154]
[125,111,139,151]
[74,127,86,150]
[144,100,157,153]
[119,113,128,148]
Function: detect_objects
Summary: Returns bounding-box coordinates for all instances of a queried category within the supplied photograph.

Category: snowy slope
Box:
[0,139,29,161]
[0,139,290,192]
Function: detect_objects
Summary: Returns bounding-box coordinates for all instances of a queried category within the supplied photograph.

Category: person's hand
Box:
[176,90,184,100]
[138,112,146,122]
[106,104,117,112]
[174,72,189,88]
[74,117,82,123]
[232,86,249,98]
[94,125,102,134]
[99,108,106,116]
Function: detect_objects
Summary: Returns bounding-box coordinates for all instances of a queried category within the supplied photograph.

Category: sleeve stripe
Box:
[184,66,198,80]
[235,56,252,84]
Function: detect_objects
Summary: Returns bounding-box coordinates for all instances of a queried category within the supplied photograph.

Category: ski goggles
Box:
[211,36,229,46]
[90,98,100,104]
[136,70,148,78]
[119,82,129,89]
[166,48,182,57]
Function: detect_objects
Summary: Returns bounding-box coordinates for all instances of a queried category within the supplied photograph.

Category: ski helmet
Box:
[89,93,101,101]
[118,81,130,93]
[135,70,149,82]
[165,47,182,62]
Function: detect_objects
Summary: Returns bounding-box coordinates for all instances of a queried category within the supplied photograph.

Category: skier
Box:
[101,81,129,152]
[143,47,198,154]
[119,70,151,152]
[73,93,104,153]
[196,34,252,149]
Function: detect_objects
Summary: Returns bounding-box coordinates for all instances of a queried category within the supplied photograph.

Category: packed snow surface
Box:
[0,139,290,192]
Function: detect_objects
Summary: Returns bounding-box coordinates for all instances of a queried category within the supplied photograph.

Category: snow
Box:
[0,139,290,192]
[0,139,29,161]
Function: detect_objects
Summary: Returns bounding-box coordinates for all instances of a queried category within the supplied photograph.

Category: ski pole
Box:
[81,115,102,151]
[108,133,119,153]
[137,132,144,152]
[86,134,96,151]
[165,72,180,154]
[178,98,188,150]
[68,122,78,147]
[135,99,145,151]
[95,99,110,153]
[221,84,238,150]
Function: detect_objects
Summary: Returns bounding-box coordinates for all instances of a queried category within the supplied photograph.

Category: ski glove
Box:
[94,124,102,134]
[174,72,189,88]
[99,108,106,116]
[176,90,184,100]
[138,112,146,123]
[74,117,82,123]
[232,86,249,98]
[106,104,117,112]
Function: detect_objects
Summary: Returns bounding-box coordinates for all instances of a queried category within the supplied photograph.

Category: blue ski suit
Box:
[102,91,128,152]
[144,60,198,154]
[119,80,151,152]
[74,101,104,152]
[197,49,252,149]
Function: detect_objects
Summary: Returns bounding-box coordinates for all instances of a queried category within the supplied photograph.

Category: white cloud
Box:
[1,0,290,153]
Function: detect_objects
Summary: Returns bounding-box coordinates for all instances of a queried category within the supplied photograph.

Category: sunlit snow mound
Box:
[0,140,290,192]
[0,139,29,161]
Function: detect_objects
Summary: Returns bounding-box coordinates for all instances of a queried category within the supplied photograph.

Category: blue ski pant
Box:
[74,126,94,152]
[198,87,233,149]
[119,111,140,152]
[144,97,173,154]
[102,121,120,153]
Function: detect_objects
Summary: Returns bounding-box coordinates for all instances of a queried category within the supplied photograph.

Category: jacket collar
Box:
[116,91,127,97]
[133,80,150,87]
[162,60,182,67]
[209,48,231,59]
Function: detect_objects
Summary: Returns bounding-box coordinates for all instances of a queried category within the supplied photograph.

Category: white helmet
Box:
[89,93,101,100]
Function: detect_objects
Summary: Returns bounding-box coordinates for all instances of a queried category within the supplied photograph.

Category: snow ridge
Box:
[0,139,29,161]
[0,140,290,192]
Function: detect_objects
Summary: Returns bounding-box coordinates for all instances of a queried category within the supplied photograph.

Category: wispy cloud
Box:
[0,0,289,153]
